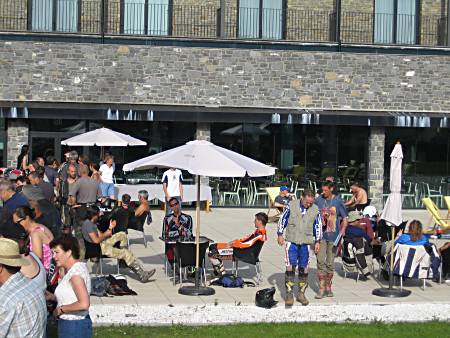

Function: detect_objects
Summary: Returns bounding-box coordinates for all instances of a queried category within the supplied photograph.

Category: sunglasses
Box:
[169,202,179,207]
[15,217,25,224]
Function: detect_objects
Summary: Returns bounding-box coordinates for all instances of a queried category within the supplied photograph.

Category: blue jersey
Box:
[277,202,322,242]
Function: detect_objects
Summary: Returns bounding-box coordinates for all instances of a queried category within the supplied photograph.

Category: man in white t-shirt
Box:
[99,155,115,199]
[162,168,184,215]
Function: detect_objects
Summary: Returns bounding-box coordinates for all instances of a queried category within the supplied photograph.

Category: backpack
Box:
[210,274,255,288]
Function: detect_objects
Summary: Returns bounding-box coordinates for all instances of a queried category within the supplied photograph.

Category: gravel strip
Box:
[90,303,450,326]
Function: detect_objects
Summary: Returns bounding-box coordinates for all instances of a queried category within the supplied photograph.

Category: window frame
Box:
[27,0,81,33]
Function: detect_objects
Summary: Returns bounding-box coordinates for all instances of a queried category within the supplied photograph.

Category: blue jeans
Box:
[58,315,92,338]
[100,182,115,197]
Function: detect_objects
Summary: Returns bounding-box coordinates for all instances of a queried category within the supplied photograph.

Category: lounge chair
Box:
[265,187,282,223]
[422,197,450,234]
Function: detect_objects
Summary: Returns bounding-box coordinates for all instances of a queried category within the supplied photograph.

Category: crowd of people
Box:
[0,145,449,336]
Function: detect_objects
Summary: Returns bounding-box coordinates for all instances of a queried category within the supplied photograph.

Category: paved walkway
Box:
[90,208,450,309]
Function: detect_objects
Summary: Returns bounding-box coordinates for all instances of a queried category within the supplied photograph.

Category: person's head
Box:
[168,197,180,214]
[0,217,29,255]
[50,234,80,268]
[28,171,41,185]
[29,200,42,219]
[121,194,131,207]
[28,162,36,172]
[46,156,58,168]
[35,157,45,167]
[408,220,423,242]
[104,155,113,167]
[19,145,29,156]
[79,164,89,177]
[350,182,362,194]
[85,205,100,222]
[0,238,29,285]
[138,190,149,203]
[15,176,27,187]
[321,181,335,199]
[254,212,268,229]
[0,180,16,201]
[89,162,99,172]
[12,206,35,229]
[301,189,315,208]
[68,150,79,164]
[279,186,290,197]
[347,211,362,225]
[67,164,77,179]
[78,155,89,166]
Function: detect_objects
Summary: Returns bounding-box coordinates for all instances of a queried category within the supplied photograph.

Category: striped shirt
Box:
[0,272,46,338]
[277,202,323,242]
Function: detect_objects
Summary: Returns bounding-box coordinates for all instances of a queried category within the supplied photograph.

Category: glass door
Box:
[30,135,56,162]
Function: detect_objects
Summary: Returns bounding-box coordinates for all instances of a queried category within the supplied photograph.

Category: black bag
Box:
[91,276,111,297]
[210,274,255,288]
[106,275,137,296]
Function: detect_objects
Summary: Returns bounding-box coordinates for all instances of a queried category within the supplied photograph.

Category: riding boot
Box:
[129,260,156,283]
[314,273,326,299]
[296,273,309,306]
[212,263,225,277]
[325,272,334,297]
[285,271,295,306]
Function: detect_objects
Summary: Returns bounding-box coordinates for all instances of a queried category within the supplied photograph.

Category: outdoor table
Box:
[115,184,213,211]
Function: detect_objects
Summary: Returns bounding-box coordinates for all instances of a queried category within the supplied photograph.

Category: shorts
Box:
[284,242,310,269]
[100,182,115,197]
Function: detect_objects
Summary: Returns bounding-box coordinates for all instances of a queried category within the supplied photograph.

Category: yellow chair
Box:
[422,197,450,234]
[265,187,282,223]
[445,196,450,219]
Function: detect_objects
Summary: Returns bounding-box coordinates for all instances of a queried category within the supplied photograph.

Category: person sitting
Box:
[208,212,268,277]
[274,186,294,212]
[439,242,450,282]
[128,190,152,232]
[344,183,368,211]
[12,206,54,272]
[111,194,134,234]
[81,205,155,283]
[162,197,193,267]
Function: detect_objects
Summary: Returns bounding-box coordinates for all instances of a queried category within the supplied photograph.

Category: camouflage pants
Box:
[100,232,136,266]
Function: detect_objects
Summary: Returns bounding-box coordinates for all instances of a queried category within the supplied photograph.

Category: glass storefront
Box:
[0,118,5,167]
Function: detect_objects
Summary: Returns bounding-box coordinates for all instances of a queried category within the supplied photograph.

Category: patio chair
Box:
[249,180,268,205]
[221,180,241,205]
[84,239,119,275]
[422,197,450,233]
[423,182,443,208]
[402,182,418,208]
[127,211,150,248]
[174,239,210,287]
[232,240,264,285]
[445,196,450,219]
[265,186,282,223]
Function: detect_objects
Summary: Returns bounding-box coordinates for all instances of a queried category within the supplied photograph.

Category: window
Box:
[122,0,170,35]
[374,0,417,44]
[238,0,285,39]
[31,0,80,32]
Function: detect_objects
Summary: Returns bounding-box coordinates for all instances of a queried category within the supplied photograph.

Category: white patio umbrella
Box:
[123,140,275,295]
[61,127,147,147]
[373,142,410,298]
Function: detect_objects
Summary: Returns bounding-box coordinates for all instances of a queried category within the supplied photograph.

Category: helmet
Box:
[255,287,277,309]
[362,205,377,218]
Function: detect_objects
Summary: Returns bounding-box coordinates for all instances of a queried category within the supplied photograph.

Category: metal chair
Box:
[84,239,119,275]
[221,180,241,205]
[250,180,268,205]
[423,182,443,208]
[232,240,265,285]
[174,239,210,287]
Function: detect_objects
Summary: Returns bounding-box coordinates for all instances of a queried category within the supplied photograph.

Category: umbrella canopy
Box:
[220,124,270,136]
[123,140,275,177]
[380,142,403,226]
[61,127,147,147]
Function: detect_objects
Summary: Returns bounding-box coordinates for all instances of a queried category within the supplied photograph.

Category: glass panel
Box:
[56,0,79,32]
[31,137,56,161]
[262,0,282,39]
[148,0,169,35]
[396,0,416,44]
[374,0,394,43]
[124,0,146,34]
[32,0,53,32]
[239,0,260,38]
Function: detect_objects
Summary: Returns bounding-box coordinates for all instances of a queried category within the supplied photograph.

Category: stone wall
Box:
[1,41,450,113]
[368,127,385,211]
[6,119,28,168]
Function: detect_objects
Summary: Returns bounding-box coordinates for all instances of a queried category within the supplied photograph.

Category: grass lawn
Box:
[48,322,450,337]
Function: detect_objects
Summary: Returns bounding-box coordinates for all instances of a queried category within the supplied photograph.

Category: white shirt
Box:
[99,164,114,184]
[161,169,183,198]
[54,262,91,320]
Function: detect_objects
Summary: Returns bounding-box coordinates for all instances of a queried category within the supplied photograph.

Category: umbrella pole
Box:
[178,175,215,296]
[372,222,411,298]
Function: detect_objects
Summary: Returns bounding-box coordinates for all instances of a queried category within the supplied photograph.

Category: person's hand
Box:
[277,235,285,246]
[45,290,56,301]
[109,219,117,229]
[53,306,63,318]
[314,242,320,254]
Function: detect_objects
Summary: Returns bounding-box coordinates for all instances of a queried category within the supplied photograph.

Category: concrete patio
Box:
[88,207,450,310]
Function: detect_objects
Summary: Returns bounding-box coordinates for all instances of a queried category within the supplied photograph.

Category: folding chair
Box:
[422,197,450,234]
[232,241,265,285]
[84,239,119,275]
[174,239,210,287]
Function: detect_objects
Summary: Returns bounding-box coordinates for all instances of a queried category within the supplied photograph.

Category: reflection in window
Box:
[239,0,284,39]
[123,0,169,35]
[374,0,417,44]
[32,0,79,32]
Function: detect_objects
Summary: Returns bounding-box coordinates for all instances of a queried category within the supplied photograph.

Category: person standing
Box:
[46,235,92,338]
[314,181,348,299]
[16,145,29,172]
[277,190,322,306]
[99,155,115,200]
[162,167,184,216]
[0,238,47,338]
